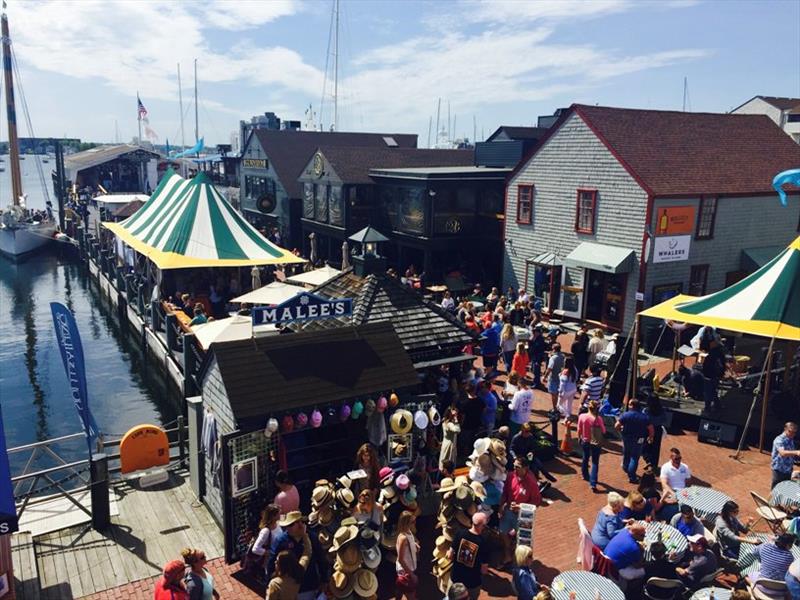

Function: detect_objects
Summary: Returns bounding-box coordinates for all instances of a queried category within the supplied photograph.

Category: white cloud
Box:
[9,0,321,103]
[461,0,631,24]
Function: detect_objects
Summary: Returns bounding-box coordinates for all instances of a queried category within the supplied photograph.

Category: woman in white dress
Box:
[438,406,461,470]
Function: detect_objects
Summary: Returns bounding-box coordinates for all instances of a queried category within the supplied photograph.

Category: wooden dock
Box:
[12,468,223,599]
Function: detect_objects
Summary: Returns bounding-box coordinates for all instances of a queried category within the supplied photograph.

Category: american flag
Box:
[137,95,148,120]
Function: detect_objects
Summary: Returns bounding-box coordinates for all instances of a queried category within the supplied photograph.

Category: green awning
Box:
[741,246,783,272]
[563,242,637,274]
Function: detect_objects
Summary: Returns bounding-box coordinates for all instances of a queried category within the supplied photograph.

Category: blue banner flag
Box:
[50,302,101,455]
[0,404,18,534]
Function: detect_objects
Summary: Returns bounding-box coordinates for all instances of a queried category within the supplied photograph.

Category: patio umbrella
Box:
[250,266,261,291]
[341,240,351,270]
[193,315,253,350]
[232,281,301,305]
[309,232,318,268]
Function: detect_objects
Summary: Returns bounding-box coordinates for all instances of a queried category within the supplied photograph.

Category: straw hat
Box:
[380,530,398,550]
[428,406,442,426]
[336,487,356,509]
[341,516,359,527]
[359,525,380,549]
[435,535,449,552]
[390,410,413,434]
[443,525,455,541]
[336,543,362,573]
[470,481,487,501]
[353,569,378,597]
[336,475,353,490]
[455,510,472,528]
[473,437,490,455]
[318,528,333,550]
[307,511,319,527]
[391,439,408,457]
[488,438,507,458]
[329,525,359,552]
[330,570,354,598]
[437,477,458,493]
[312,485,333,507]
[318,506,335,526]
[361,545,381,569]
[433,544,449,560]
[454,475,470,487]
[437,556,453,573]
[277,511,305,527]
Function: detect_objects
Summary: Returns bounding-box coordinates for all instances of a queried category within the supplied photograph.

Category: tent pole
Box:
[631,314,641,401]
[758,336,777,453]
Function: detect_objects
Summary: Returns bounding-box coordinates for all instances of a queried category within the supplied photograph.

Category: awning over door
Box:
[563,242,636,274]
[527,251,562,266]
[740,246,783,272]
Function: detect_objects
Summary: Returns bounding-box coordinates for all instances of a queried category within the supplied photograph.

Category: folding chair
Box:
[643,577,684,600]
[750,490,788,534]
[747,577,789,600]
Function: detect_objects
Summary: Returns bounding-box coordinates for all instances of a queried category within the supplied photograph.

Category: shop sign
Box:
[243,158,267,169]
[655,205,695,236]
[252,292,353,326]
[653,235,691,263]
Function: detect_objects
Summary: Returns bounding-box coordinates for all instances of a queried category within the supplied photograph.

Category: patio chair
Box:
[750,490,788,534]
[747,577,789,600]
[643,577,684,600]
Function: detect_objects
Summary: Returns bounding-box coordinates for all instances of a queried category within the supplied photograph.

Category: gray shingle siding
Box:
[503,113,648,332]
[646,195,800,299]
[200,356,236,526]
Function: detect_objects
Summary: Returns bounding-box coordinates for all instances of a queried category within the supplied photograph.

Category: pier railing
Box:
[10,417,187,527]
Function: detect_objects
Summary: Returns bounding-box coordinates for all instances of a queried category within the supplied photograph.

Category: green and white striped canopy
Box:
[640,236,800,340]
[104,169,303,270]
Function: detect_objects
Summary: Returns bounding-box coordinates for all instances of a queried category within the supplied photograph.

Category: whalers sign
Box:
[252,292,353,326]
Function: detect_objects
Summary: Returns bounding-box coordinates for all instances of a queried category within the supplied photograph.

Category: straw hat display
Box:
[467,436,508,505]
[389,409,413,434]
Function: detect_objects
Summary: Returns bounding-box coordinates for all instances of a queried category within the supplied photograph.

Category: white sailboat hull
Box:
[0,221,56,257]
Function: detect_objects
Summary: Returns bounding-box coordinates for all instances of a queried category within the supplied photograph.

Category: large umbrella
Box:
[639,236,800,341]
[286,265,342,287]
[341,240,351,270]
[192,315,279,349]
[309,232,318,268]
[232,281,301,305]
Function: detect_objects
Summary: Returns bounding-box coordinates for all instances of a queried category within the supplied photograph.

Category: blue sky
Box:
[8,0,800,146]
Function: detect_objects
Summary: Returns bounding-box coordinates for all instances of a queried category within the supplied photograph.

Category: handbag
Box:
[589,419,604,446]
[239,531,267,576]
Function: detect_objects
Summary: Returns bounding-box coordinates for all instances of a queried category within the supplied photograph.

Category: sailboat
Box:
[0,9,55,258]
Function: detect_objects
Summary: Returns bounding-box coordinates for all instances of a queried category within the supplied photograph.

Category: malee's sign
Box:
[653,235,691,263]
[252,292,352,326]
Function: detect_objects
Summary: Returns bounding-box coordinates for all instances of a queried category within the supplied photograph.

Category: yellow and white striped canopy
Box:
[640,237,800,341]
[103,169,303,270]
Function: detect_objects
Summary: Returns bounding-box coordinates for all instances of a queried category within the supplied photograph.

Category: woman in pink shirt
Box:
[273,470,299,516]
[577,400,606,492]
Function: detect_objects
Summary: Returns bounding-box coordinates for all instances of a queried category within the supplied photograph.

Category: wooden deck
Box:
[13,468,223,600]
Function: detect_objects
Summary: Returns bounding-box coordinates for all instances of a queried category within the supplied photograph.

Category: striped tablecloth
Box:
[738,533,800,575]
[641,521,689,562]
[551,571,624,600]
[677,486,733,523]
[690,588,732,600]
[771,480,800,512]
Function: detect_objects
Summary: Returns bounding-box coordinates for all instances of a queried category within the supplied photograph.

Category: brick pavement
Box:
[81,360,776,600]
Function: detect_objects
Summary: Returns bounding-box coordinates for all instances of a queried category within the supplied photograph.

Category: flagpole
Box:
[137,91,142,146]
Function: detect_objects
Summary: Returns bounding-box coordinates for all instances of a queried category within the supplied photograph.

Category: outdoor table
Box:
[677,486,733,523]
[770,480,800,512]
[470,300,484,309]
[551,571,624,600]
[738,532,800,572]
[641,521,688,562]
[690,588,731,600]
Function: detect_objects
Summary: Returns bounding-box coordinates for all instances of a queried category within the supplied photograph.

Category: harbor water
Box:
[0,159,181,470]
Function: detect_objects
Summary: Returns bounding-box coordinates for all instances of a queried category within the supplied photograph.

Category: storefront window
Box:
[329,186,344,226]
[303,182,314,218]
[315,184,329,222]
[245,175,268,199]
[398,187,425,235]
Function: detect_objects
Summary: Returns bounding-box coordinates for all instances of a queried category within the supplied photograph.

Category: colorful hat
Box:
[352,400,364,419]
[295,412,308,428]
[340,404,352,421]
[265,417,279,437]
[413,409,429,430]
[311,409,323,428]
[378,466,393,481]
[281,415,294,433]
[389,392,400,407]
[390,410,413,434]
[353,569,379,597]
[428,406,442,426]
[377,396,388,412]
[364,399,376,416]
[395,474,410,490]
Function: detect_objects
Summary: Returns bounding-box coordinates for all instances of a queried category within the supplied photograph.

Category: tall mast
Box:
[178,62,185,150]
[435,98,440,148]
[332,0,339,131]
[193,58,199,155]
[2,11,22,204]
[427,116,432,149]
[682,76,688,112]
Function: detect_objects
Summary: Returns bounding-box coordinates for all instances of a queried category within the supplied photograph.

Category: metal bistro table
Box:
[551,571,624,600]
[738,532,800,575]
[770,479,800,512]
[677,486,733,523]
[691,588,732,600]
[641,521,689,562]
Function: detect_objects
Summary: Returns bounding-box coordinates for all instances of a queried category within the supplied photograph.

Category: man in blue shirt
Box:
[480,316,502,372]
[478,380,498,435]
[615,399,654,484]
[771,421,800,489]
[604,523,646,581]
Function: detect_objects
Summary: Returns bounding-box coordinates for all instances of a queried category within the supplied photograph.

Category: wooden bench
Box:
[11,532,41,600]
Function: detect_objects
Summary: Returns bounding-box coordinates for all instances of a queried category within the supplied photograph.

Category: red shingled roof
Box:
[755,96,800,111]
[573,104,800,197]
